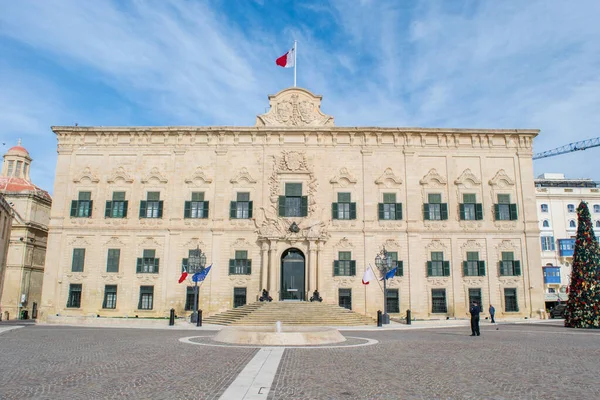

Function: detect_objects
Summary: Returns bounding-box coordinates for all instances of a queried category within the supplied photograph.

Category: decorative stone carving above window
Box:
[183,238,206,250]
[383,239,402,251]
[142,167,168,184]
[427,278,449,286]
[105,236,126,247]
[460,240,483,252]
[230,168,257,185]
[106,166,134,184]
[184,167,212,185]
[334,237,353,249]
[426,239,448,251]
[488,169,515,188]
[139,236,162,249]
[255,87,334,127]
[232,238,252,249]
[330,168,358,187]
[420,169,447,187]
[68,236,90,247]
[454,169,481,188]
[375,168,403,188]
[73,167,100,184]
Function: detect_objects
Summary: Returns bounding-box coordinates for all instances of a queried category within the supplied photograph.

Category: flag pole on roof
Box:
[275,42,297,87]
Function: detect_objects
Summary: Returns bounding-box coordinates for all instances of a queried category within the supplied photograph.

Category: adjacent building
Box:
[0,194,13,320]
[0,142,52,320]
[535,172,600,310]
[40,87,545,322]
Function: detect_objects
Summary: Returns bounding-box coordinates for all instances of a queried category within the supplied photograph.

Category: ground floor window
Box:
[102,285,117,309]
[234,287,247,308]
[386,289,399,313]
[138,286,154,310]
[468,288,482,309]
[185,286,195,311]
[504,288,519,312]
[67,284,82,308]
[339,288,352,310]
[431,289,447,313]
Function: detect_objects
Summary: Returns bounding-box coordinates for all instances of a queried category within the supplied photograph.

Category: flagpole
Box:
[369,264,384,293]
[293,40,297,87]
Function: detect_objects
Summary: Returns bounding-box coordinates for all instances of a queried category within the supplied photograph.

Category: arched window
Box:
[542,220,550,228]
[569,220,576,228]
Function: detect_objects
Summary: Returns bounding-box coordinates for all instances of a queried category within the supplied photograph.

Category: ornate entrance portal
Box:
[280,249,305,300]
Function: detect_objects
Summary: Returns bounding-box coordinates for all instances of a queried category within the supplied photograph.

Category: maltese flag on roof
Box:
[276,47,295,68]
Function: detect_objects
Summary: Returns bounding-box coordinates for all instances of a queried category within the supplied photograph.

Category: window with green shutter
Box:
[138,286,154,310]
[185,192,208,219]
[332,192,356,220]
[387,252,403,277]
[106,192,128,219]
[106,249,120,273]
[280,183,307,217]
[379,193,402,220]
[424,193,447,220]
[71,191,93,218]
[334,251,355,276]
[137,249,159,273]
[67,284,82,308]
[464,251,485,276]
[386,289,400,313]
[72,248,85,272]
[504,288,519,312]
[431,289,447,313]
[141,192,163,219]
[460,193,483,221]
[495,194,517,221]
[102,285,117,309]
[229,250,251,275]
[428,251,449,276]
[500,252,520,276]
[230,192,252,219]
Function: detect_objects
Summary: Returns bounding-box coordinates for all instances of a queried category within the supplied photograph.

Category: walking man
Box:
[470,301,481,336]
[489,304,496,324]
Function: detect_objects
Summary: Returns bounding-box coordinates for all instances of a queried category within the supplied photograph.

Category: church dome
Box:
[6,145,30,156]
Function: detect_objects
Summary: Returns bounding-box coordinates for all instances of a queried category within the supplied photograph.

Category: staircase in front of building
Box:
[203,301,375,326]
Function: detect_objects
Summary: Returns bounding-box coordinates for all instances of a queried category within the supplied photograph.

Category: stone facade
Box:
[535,173,600,309]
[0,194,13,320]
[0,143,52,320]
[40,87,545,321]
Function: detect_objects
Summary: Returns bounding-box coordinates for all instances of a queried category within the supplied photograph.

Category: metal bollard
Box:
[197,309,202,327]
[169,308,175,326]
[406,309,411,325]
[377,310,382,327]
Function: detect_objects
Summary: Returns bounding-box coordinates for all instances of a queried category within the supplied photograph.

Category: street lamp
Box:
[375,246,394,324]
[187,246,206,323]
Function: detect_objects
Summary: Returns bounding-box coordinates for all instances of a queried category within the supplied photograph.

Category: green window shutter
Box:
[184,201,191,218]
[427,261,432,276]
[88,200,93,217]
[230,201,237,219]
[475,203,483,220]
[500,261,506,276]
[105,201,112,218]
[350,203,357,220]
[478,261,486,276]
[248,201,253,218]
[301,196,308,216]
[494,204,500,220]
[229,259,235,274]
[423,204,430,220]
[509,204,518,220]
[138,294,142,310]
[203,201,209,218]
[70,201,77,217]
[442,261,450,276]
[247,260,252,275]
[459,204,465,220]
[349,260,356,276]
[154,258,159,273]
[136,258,143,273]
[333,260,340,276]
[278,196,286,217]
[514,260,521,276]
[332,203,338,219]
[139,201,147,218]
[396,261,403,277]
[395,203,403,220]
[378,203,385,220]
[463,261,469,276]
[157,201,163,218]
[441,203,448,220]
[123,201,128,217]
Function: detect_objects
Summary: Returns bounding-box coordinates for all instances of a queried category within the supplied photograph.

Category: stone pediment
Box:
[256,87,334,127]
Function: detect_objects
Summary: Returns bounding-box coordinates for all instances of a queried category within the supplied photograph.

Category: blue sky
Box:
[2,0,600,193]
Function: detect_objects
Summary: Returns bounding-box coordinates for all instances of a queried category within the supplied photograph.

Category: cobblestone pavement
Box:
[1,322,599,399]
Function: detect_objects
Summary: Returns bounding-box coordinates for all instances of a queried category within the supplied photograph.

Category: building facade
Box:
[0,193,13,320]
[535,172,600,310]
[40,87,544,322]
[0,142,52,320]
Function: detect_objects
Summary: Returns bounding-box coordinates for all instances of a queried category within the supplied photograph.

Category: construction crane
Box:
[533,137,600,160]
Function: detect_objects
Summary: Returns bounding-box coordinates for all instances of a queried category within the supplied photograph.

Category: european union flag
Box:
[192,265,212,282]
[382,266,397,281]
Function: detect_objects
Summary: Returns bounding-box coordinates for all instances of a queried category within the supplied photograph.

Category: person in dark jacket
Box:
[470,301,482,336]
[489,304,496,323]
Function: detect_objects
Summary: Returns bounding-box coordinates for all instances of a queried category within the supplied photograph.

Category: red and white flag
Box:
[276,47,295,68]
[362,265,375,285]
[178,269,188,284]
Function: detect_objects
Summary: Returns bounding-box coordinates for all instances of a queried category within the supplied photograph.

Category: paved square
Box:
[0,322,598,399]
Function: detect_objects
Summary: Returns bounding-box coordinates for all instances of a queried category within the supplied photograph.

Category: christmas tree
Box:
[564,201,600,328]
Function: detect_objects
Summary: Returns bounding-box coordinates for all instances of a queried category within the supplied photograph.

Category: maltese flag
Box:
[362,265,375,285]
[276,47,295,68]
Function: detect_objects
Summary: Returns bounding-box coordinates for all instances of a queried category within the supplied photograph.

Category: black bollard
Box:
[406,309,411,325]
[197,309,202,327]
[169,308,175,326]
[377,310,382,327]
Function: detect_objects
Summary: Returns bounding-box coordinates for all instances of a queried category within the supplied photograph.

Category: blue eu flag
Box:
[192,265,212,282]
[381,266,397,281]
